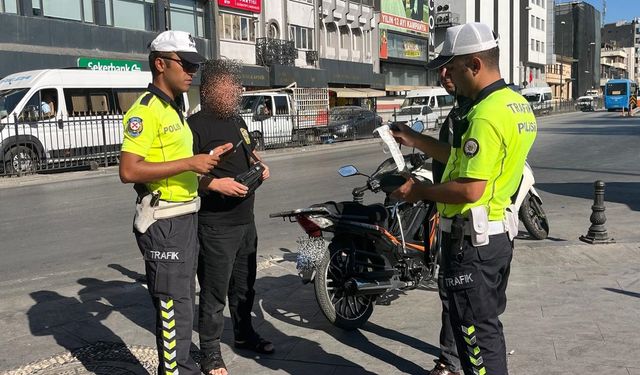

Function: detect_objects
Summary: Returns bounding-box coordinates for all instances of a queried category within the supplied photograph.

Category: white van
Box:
[0,69,189,174]
[520,86,552,115]
[390,105,440,129]
[401,86,455,122]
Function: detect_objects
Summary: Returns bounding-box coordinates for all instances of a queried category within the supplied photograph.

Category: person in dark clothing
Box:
[189,59,271,375]
[428,66,472,375]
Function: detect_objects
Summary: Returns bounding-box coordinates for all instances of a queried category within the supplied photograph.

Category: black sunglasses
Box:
[161,57,200,73]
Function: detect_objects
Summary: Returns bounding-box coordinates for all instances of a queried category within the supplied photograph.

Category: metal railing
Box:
[0,113,123,177]
[240,108,381,149]
[255,38,297,67]
[1,100,597,177]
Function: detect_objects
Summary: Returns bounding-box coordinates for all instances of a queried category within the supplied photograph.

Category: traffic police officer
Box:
[119,30,231,375]
[392,22,537,375]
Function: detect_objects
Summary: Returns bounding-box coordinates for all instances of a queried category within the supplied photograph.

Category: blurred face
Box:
[202,74,242,119]
[156,53,198,96]
[443,56,474,98]
[439,67,455,94]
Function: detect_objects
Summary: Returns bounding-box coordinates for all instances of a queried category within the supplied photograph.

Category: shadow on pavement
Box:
[541,122,640,136]
[27,287,149,373]
[603,287,640,299]
[536,182,640,211]
[258,274,437,374]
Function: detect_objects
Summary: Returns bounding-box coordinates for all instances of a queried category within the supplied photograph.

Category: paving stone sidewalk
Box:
[3,241,640,375]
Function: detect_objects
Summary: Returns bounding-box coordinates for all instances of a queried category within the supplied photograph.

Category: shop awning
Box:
[385,85,430,92]
[356,88,387,97]
[329,88,387,98]
[329,88,369,98]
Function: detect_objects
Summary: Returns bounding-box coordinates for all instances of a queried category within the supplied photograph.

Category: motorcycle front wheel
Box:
[314,243,376,331]
[519,193,549,240]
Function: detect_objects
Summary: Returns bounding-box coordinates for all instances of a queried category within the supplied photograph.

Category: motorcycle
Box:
[270,124,440,330]
[513,162,549,240]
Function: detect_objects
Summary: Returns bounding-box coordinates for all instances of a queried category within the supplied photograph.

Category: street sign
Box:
[77,58,142,72]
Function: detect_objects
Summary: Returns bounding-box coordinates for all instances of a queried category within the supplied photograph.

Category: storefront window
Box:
[169,0,205,37]
[383,63,427,86]
[386,32,427,60]
[1,0,18,13]
[108,0,154,31]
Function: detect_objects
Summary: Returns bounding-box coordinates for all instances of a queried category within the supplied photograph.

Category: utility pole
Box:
[560,20,565,102]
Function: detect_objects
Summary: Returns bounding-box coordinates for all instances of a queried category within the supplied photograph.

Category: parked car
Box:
[324,106,382,140]
[390,105,440,130]
[576,95,596,112]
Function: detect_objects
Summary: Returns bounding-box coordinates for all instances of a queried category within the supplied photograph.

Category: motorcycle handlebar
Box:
[352,185,369,196]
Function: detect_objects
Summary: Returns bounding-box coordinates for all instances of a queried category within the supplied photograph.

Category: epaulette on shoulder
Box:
[140,93,154,106]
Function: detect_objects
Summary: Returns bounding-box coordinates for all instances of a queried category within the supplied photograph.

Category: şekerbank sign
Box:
[77,58,142,72]
[218,0,261,13]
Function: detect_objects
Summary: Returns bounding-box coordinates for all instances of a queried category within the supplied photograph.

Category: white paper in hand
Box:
[374,124,405,172]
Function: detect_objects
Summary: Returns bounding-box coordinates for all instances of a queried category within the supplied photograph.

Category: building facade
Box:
[0,0,211,106]
[519,0,549,88]
[374,0,434,92]
[216,0,383,91]
[554,1,601,99]
[431,0,522,86]
[546,56,573,101]
[599,45,635,86]
[0,0,384,108]
[601,18,640,85]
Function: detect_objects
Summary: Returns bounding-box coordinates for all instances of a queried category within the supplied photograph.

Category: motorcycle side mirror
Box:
[411,120,425,133]
[338,165,359,177]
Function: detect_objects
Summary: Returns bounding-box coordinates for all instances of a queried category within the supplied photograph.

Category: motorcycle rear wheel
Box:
[519,193,549,240]
[314,244,376,331]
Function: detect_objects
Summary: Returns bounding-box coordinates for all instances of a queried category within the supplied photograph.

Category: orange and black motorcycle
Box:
[270,152,440,330]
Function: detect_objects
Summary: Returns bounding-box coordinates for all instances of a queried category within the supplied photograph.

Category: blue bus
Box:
[604,79,638,111]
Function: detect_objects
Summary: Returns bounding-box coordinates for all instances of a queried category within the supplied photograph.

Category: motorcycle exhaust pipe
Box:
[346,278,393,295]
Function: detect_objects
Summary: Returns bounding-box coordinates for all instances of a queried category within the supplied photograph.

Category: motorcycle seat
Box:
[317,201,388,225]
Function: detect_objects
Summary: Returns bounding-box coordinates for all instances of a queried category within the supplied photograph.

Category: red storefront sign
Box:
[218,0,261,13]
[380,12,429,34]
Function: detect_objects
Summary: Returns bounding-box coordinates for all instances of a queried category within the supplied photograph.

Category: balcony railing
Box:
[256,38,297,67]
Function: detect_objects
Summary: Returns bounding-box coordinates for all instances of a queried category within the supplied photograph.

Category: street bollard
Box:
[579,180,615,244]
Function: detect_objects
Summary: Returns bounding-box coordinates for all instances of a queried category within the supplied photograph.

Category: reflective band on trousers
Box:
[462,325,486,375]
[160,298,179,375]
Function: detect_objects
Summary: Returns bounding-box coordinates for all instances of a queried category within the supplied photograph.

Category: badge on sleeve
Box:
[240,128,251,145]
[463,138,479,157]
[126,117,143,137]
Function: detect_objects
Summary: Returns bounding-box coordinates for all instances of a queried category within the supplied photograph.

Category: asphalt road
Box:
[1,109,639,304]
